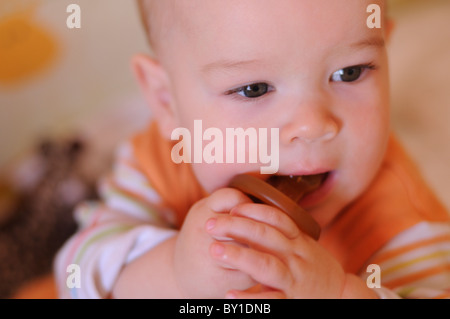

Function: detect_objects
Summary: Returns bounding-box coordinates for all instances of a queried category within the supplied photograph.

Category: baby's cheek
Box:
[341,154,380,202]
[193,161,263,193]
[191,163,231,193]
[340,175,366,203]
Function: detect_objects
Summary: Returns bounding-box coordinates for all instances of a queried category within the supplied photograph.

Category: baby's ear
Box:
[132,54,177,139]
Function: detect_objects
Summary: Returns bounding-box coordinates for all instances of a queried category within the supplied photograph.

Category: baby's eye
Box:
[330,64,375,82]
[235,83,269,98]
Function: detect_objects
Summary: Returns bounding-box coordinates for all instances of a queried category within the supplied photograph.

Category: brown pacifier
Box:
[228,174,323,240]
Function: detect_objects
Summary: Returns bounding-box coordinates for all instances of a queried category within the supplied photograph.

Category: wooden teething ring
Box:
[228,174,321,240]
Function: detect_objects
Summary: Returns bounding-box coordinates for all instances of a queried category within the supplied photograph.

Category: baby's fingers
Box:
[206,215,293,255]
[210,242,292,291]
[230,203,302,239]
[207,188,253,214]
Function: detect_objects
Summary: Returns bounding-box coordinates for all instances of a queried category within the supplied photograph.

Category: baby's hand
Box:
[206,204,377,299]
[173,188,258,298]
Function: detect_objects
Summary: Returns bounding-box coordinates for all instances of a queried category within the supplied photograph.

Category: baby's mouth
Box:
[265,173,329,205]
[228,172,328,240]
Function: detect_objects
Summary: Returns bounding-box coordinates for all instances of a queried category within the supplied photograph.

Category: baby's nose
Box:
[280,105,340,144]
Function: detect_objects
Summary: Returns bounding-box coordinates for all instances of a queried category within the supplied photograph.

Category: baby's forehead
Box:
[138,0,185,48]
[142,0,386,52]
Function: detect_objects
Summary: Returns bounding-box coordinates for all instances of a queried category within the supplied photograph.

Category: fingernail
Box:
[211,243,225,257]
[206,218,216,231]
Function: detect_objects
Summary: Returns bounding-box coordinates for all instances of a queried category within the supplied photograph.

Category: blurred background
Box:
[0,0,151,173]
[0,0,449,298]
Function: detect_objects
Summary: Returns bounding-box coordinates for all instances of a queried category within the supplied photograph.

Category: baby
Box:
[55,0,450,299]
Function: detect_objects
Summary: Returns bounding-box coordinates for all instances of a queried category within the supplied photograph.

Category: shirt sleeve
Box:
[359,221,450,299]
[54,142,177,299]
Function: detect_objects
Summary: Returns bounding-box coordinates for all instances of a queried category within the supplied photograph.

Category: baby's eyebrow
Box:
[202,37,385,74]
[350,36,385,49]
[201,59,264,74]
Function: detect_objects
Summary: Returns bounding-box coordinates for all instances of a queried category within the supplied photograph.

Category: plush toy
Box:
[0,137,99,298]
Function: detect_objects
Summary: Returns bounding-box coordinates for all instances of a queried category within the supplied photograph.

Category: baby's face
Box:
[153,0,390,227]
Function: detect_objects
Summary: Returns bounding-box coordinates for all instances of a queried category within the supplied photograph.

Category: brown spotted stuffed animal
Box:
[0,138,99,298]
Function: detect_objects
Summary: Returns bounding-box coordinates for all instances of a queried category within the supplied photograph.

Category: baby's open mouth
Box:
[265,173,329,205]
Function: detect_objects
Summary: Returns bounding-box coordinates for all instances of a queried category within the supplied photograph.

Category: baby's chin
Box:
[310,176,373,227]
